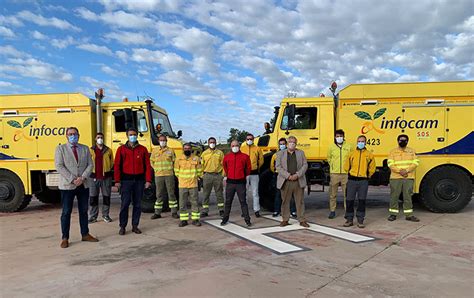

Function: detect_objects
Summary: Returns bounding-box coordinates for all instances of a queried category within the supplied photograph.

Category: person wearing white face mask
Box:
[88,132,114,223]
[150,135,178,219]
[240,133,264,218]
[327,129,353,219]
[200,137,225,218]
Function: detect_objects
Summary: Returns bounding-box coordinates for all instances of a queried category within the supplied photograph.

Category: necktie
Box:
[72,145,79,162]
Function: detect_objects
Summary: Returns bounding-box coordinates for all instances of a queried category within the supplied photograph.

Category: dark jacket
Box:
[114,142,152,183]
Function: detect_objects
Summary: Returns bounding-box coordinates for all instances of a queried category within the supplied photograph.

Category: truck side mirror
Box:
[287,104,296,130]
[177,130,182,138]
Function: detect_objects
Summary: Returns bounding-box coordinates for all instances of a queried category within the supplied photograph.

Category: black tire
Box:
[141,176,178,213]
[36,189,61,204]
[0,169,30,212]
[420,166,472,213]
[259,169,276,212]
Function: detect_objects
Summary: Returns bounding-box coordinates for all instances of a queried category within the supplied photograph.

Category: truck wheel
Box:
[36,189,61,204]
[259,169,276,212]
[0,169,31,212]
[420,166,472,213]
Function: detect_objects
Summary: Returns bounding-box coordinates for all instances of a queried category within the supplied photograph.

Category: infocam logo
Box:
[7,117,66,142]
[355,108,439,134]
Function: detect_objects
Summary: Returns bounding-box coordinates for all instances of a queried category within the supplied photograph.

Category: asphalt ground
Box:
[1,186,473,297]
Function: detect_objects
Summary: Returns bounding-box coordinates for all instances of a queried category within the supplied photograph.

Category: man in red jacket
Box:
[221,140,252,226]
[114,128,152,235]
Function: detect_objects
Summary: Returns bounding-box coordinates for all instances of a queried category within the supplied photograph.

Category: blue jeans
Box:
[119,180,144,228]
[273,174,296,213]
[60,185,89,239]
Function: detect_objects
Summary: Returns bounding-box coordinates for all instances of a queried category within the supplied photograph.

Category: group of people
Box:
[54,126,420,249]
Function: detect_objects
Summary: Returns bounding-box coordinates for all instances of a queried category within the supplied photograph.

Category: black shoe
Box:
[88,217,97,223]
[132,226,142,234]
[219,210,224,218]
[272,212,280,217]
[290,212,297,219]
[245,220,252,227]
[241,213,244,218]
[388,215,397,221]
[102,215,113,223]
[255,211,261,218]
[192,220,202,226]
[119,227,126,235]
[171,213,179,219]
[150,213,161,220]
[201,212,208,218]
[405,215,420,222]
[179,220,188,227]
[343,220,353,227]
[328,211,336,219]
[220,219,228,226]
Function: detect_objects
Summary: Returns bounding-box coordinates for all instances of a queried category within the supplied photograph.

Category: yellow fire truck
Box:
[256,81,473,213]
[0,90,194,212]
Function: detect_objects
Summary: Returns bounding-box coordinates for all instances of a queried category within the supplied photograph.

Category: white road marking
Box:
[205,215,375,255]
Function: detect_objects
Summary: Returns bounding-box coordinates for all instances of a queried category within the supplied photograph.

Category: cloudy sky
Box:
[1,0,473,142]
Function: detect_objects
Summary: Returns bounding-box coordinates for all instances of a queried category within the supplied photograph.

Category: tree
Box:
[227,128,251,144]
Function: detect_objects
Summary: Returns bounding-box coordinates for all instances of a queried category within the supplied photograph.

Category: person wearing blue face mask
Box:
[114,127,153,236]
[55,127,98,248]
[343,135,376,228]
[270,138,296,217]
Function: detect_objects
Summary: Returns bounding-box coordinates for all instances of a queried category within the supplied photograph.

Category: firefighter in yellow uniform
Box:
[150,135,178,219]
[200,137,225,218]
[240,133,264,217]
[387,134,420,222]
[175,143,203,227]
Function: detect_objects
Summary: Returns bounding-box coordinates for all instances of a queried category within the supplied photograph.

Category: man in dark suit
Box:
[55,127,99,248]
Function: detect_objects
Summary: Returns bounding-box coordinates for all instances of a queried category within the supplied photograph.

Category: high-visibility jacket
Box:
[327,142,352,174]
[240,143,264,173]
[174,154,203,188]
[150,146,175,176]
[388,147,419,179]
[90,145,114,178]
[270,151,284,173]
[201,148,224,174]
[344,148,376,179]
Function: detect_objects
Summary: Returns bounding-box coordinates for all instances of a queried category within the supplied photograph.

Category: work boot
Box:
[245,220,252,227]
[219,210,224,218]
[255,211,261,218]
[388,215,397,221]
[132,226,142,234]
[300,221,310,228]
[192,220,202,227]
[357,220,365,228]
[291,212,297,219]
[328,211,336,219]
[102,215,113,223]
[343,220,353,227]
[272,212,280,217]
[171,213,179,219]
[60,239,69,248]
[88,217,97,223]
[280,220,290,227]
[150,213,161,220]
[179,220,188,227]
[405,215,420,222]
[201,212,208,218]
[119,227,126,235]
[82,234,99,242]
[220,219,228,226]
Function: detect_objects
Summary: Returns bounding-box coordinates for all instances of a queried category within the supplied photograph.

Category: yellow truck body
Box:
[256,81,473,212]
[0,93,189,212]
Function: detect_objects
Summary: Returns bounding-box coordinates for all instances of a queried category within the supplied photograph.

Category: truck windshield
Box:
[151,109,175,137]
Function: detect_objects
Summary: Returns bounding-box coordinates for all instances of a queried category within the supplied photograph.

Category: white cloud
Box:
[106,31,154,45]
[51,36,76,49]
[31,30,47,40]
[131,48,190,70]
[0,15,23,27]
[0,26,15,37]
[17,11,81,31]
[75,8,154,29]
[79,76,126,100]
[115,50,128,62]
[98,0,182,12]
[0,57,73,82]
[0,45,28,58]
[77,43,114,56]
[100,65,125,77]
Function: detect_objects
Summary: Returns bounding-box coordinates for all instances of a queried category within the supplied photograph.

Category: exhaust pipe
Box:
[95,88,104,133]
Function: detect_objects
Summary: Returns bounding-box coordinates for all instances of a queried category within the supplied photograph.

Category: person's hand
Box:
[115,182,121,189]
[73,177,84,186]
[145,182,152,189]
[399,169,407,176]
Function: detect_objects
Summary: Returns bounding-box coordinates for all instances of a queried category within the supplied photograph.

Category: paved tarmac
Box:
[0,186,473,297]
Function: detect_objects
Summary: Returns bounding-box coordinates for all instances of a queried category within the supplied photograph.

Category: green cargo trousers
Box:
[201,173,224,213]
[154,176,178,215]
[389,179,414,216]
[179,187,200,221]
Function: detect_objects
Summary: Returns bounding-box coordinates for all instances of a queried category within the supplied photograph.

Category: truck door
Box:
[403,104,446,154]
[110,108,150,153]
[280,105,320,159]
[0,114,38,160]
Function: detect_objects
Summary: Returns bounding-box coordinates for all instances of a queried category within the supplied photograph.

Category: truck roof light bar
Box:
[360,100,378,105]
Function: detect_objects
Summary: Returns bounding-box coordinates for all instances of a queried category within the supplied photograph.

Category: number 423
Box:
[366,138,381,146]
